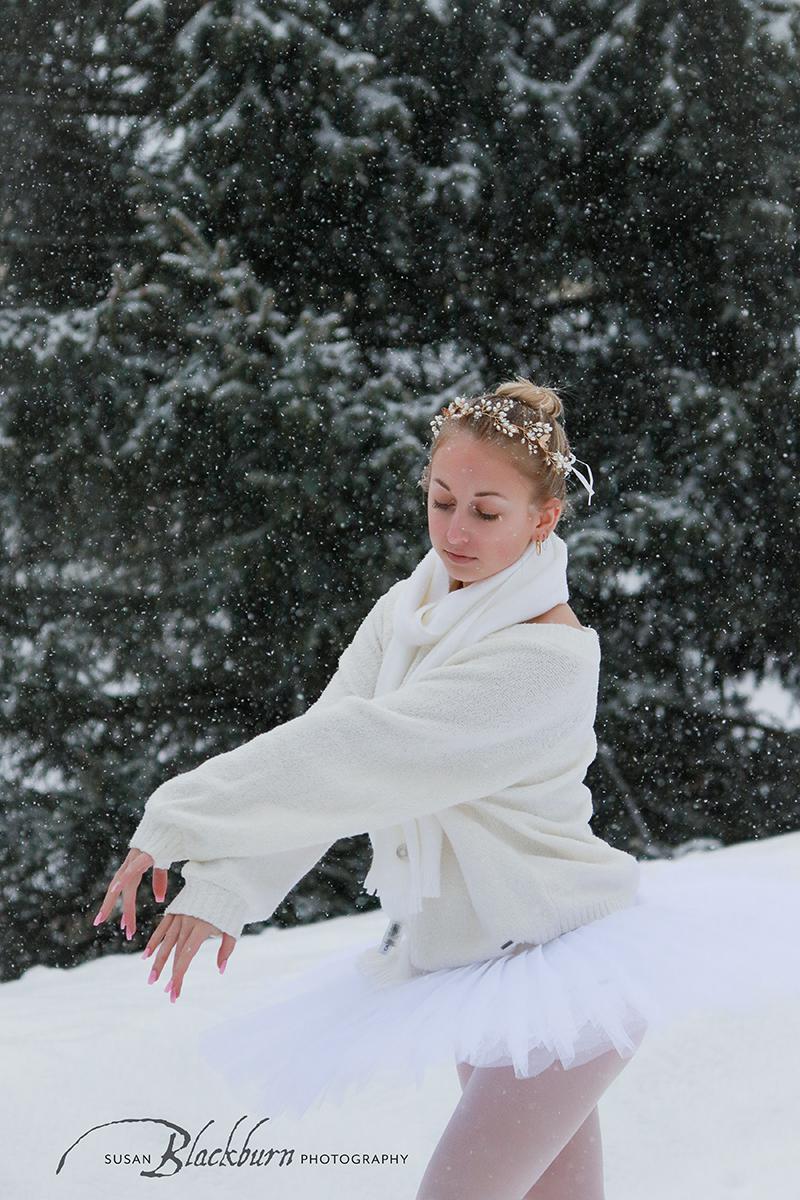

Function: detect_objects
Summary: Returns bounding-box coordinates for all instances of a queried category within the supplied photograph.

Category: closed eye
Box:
[432,500,500,522]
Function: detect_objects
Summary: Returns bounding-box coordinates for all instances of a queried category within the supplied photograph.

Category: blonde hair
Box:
[418,375,577,520]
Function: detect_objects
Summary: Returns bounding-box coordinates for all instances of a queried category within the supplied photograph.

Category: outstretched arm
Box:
[134,587,394,937]
[129,632,591,877]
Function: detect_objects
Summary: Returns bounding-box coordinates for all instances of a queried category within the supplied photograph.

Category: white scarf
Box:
[362,532,570,920]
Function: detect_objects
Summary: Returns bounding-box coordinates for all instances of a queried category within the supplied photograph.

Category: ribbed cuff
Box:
[128,812,188,871]
[163,877,248,940]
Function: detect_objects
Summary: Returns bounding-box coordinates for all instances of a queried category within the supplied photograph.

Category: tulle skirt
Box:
[196,844,800,1119]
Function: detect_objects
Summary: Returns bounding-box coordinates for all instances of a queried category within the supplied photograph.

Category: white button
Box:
[395,843,408,859]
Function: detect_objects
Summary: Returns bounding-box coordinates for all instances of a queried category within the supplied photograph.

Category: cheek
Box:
[487,519,526,548]
[429,510,448,539]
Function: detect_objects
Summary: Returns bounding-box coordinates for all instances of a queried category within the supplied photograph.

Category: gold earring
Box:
[535,538,542,555]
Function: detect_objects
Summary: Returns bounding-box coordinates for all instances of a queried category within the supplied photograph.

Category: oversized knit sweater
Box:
[129,581,642,971]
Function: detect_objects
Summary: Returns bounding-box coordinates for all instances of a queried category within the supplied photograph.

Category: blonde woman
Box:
[95,378,800,1199]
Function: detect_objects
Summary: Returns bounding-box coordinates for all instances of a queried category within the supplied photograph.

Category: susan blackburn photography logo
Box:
[55,1114,409,1177]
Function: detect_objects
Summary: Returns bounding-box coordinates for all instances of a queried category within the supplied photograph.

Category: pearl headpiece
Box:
[429,393,595,505]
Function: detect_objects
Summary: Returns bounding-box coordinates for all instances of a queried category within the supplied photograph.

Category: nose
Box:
[445,513,470,547]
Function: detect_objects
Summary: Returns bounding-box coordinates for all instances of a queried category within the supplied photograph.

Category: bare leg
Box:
[455,1062,605,1200]
[416,1047,633,1200]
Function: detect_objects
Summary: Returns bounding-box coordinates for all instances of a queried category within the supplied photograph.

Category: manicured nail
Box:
[148,968,158,985]
[218,960,227,975]
[141,946,153,959]
[169,988,178,1004]
[125,927,133,941]
[163,980,172,993]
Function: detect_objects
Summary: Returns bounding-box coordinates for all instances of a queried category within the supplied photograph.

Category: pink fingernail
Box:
[92,913,102,926]
[148,968,158,985]
[218,960,227,975]
[141,947,152,959]
[163,980,172,993]
[170,988,177,1004]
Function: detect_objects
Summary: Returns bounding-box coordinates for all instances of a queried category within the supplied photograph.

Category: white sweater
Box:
[129,584,641,970]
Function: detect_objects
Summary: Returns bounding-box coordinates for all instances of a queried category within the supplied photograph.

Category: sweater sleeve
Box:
[129,631,591,883]
[138,589,392,939]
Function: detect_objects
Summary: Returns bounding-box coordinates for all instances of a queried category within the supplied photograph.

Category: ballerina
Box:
[93,376,800,1199]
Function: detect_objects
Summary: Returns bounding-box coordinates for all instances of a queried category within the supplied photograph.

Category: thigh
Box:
[419,1047,633,1200]
[457,1061,604,1200]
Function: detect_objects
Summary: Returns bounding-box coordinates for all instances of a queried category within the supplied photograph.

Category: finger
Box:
[121,876,140,941]
[148,916,180,987]
[168,923,209,1002]
[93,853,137,926]
[93,849,138,921]
[94,850,150,928]
[216,933,237,976]
[141,917,168,963]
[119,854,153,939]
[152,867,169,905]
[120,855,154,940]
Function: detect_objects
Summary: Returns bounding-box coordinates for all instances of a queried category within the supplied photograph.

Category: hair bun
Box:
[493,376,564,423]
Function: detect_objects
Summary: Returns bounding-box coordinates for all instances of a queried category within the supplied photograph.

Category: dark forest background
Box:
[1,0,799,981]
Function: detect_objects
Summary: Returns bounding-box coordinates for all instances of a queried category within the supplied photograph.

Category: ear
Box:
[540,498,562,536]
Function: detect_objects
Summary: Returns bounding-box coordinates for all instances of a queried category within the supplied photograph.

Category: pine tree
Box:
[2,0,799,980]
[0,0,138,303]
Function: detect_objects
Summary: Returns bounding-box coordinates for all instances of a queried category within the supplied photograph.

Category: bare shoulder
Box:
[524,603,586,630]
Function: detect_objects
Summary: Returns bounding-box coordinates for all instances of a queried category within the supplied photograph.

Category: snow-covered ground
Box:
[3,830,800,1199]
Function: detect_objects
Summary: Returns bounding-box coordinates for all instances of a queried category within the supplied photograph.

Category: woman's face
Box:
[427,430,562,588]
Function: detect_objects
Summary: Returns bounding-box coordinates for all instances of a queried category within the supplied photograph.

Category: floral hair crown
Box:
[429,393,595,506]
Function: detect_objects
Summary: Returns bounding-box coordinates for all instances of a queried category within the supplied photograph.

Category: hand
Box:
[142,912,237,1002]
[92,847,169,940]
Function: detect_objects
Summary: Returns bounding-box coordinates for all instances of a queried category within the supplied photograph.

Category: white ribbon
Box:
[565,457,595,505]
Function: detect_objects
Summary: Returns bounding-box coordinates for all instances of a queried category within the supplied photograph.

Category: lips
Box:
[446,550,476,562]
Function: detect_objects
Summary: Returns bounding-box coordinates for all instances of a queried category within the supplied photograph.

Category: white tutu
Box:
[196,845,800,1119]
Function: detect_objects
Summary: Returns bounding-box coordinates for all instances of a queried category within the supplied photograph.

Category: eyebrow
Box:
[432,477,508,499]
